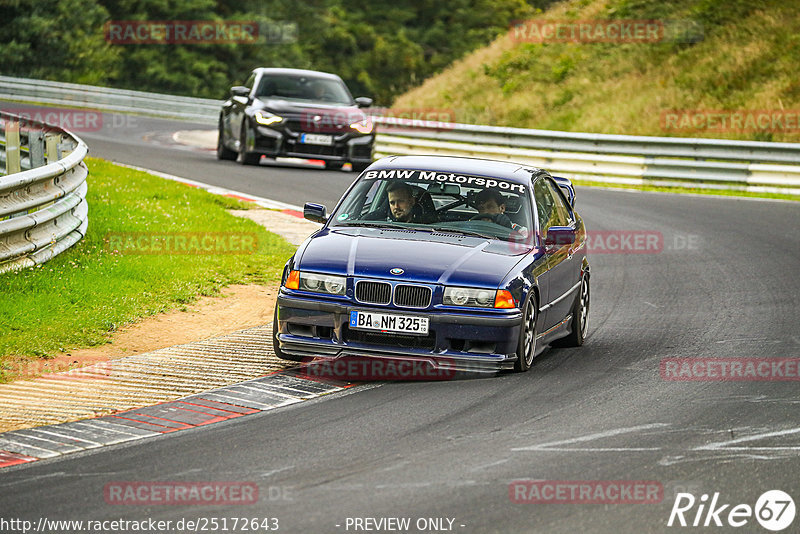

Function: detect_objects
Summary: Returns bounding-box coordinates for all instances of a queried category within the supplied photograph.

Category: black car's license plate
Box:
[300,133,333,146]
[349,310,429,335]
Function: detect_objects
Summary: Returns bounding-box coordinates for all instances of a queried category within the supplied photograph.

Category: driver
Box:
[387,181,421,223]
[311,82,328,101]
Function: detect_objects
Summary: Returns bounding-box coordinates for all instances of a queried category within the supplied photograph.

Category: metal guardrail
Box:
[0,76,219,123]
[372,119,800,195]
[0,111,89,273]
[1,76,799,194]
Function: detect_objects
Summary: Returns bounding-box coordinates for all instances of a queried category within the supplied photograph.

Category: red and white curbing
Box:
[0,369,352,469]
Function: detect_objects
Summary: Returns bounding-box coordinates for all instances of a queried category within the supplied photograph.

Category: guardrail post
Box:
[5,119,21,174]
[45,133,59,164]
[29,129,45,168]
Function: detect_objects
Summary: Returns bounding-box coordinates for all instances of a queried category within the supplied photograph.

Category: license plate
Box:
[349,311,429,335]
[300,133,333,146]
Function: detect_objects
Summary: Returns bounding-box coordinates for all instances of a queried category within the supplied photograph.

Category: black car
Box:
[217,68,375,171]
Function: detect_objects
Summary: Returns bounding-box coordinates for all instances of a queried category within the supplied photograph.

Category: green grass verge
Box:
[0,157,296,380]
[572,179,800,201]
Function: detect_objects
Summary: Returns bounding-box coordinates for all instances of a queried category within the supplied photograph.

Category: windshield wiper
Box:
[430,226,495,239]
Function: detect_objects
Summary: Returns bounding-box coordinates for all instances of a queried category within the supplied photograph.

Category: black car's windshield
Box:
[328,169,533,242]
[255,74,353,105]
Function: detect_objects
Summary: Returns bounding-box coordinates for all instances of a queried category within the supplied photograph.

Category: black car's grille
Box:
[283,119,303,133]
[352,145,372,158]
[290,144,342,156]
[285,119,347,135]
[355,281,391,304]
[394,284,432,308]
[345,328,436,350]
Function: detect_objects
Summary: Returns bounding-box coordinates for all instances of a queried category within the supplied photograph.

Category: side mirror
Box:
[304,202,328,223]
[231,86,250,98]
[545,226,576,248]
[355,97,373,108]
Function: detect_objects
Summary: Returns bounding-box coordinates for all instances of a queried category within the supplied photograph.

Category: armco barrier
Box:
[0,111,89,273]
[372,119,800,194]
[1,76,799,194]
[0,76,219,123]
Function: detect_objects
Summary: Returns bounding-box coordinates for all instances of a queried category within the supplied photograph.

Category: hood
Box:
[296,227,535,287]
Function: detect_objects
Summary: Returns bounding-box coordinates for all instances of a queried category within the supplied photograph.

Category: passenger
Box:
[472,188,528,238]
[472,189,514,227]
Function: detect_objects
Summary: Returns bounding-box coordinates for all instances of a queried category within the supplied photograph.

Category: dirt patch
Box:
[6,283,279,382]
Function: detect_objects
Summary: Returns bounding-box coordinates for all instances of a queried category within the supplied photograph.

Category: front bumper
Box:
[253,124,374,164]
[275,294,523,373]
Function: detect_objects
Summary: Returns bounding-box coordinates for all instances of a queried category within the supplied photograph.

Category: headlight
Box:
[350,117,373,134]
[254,110,283,125]
[443,287,497,308]
[297,272,346,296]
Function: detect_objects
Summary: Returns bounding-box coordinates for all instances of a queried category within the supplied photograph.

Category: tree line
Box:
[1,0,552,104]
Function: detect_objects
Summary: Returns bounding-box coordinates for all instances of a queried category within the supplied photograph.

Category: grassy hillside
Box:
[392,0,800,142]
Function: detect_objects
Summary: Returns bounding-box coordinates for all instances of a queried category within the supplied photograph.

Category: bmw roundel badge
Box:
[390,268,404,275]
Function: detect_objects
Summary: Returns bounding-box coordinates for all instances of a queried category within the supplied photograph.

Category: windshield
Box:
[255,74,354,105]
[328,169,533,242]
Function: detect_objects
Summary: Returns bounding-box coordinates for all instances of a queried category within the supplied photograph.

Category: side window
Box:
[533,179,554,233]
[244,73,256,92]
[545,180,572,227]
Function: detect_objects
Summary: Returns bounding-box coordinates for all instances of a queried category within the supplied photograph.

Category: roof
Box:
[368,155,548,185]
[252,68,343,81]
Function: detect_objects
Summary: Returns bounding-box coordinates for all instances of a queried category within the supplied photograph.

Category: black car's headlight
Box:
[285,271,345,296]
[254,110,283,126]
[443,287,516,309]
[350,117,373,134]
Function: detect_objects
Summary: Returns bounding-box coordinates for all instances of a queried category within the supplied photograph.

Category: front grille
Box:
[290,144,342,156]
[346,328,436,350]
[394,284,432,308]
[355,281,391,304]
[351,144,372,158]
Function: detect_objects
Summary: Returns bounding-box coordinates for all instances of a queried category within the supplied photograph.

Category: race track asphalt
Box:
[1,105,799,533]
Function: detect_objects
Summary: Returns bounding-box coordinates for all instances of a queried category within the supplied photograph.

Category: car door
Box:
[535,177,580,329]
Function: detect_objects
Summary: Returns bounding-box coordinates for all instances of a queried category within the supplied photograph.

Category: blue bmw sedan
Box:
[273,155,589,374]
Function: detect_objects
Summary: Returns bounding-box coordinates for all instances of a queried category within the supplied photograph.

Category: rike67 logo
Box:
[668,490,795,531]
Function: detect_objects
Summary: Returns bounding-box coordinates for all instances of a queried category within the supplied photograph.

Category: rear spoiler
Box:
[552,176,576,208]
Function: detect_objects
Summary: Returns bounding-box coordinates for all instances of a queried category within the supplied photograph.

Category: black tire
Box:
[216,120,237,161]
[237,122,261,165]
[272,305,302,362]
[324,161,344,170]
[351,161,370,173]
[514,294,538,372]
[554,273,589,347]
